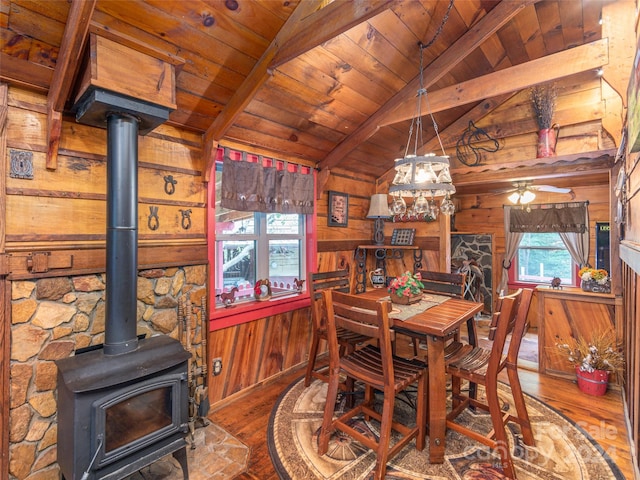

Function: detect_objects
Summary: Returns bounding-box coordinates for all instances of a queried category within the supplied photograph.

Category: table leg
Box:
[426,334,445,463]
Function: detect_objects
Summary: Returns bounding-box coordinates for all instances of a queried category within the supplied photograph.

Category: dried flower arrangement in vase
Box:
[530,84,559,157]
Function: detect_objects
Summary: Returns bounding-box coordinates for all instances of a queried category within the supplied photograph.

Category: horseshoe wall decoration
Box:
[179,209,192,230]
[164,175,177,195]
[148,206,160,230]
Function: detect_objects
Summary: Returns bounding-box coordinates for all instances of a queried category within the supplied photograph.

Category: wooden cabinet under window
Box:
[537,286,623,384]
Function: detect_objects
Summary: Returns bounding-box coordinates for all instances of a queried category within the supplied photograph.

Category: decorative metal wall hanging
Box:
[164,175,177,195]
[10,150,34,179]
[179,209,192,230]
[455,121,500,167]
[148,206,159,230]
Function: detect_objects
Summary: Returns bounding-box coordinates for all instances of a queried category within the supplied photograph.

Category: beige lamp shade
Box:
[367,194,391,218]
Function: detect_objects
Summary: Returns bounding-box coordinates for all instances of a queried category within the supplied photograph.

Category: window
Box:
[212,157,310,308]
[513,232,576,285]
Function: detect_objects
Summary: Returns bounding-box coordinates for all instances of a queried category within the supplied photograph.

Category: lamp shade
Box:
[366,194,391,218]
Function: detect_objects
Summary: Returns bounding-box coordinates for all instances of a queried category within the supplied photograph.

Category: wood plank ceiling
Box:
[0,0,635,195]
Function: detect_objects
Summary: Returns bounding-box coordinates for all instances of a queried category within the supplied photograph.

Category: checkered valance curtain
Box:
[220,150,314,214]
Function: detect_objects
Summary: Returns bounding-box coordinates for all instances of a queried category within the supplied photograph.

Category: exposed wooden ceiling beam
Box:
[202,0,398,181]
[46,0,96,170]
[318,0,537,172]
[601,0,636,107]
[380,38,609,126]
[0,53,52,92]
[271,0,400,68]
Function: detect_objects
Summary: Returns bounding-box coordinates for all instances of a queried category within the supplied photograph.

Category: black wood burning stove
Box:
[56,336,190,480]
[56,89,190,479]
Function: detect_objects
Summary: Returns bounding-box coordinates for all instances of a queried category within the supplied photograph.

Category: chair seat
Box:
[447,346,491,374]
[340,345,426,391]
[318,327,371,344]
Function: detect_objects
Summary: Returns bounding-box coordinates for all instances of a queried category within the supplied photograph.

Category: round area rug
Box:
[267,377,624,479]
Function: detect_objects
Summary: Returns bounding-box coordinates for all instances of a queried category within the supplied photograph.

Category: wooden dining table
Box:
[359,288,484,463]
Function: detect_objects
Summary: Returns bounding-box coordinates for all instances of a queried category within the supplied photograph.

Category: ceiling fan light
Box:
[508,192,521,204]
[521,190,536,204]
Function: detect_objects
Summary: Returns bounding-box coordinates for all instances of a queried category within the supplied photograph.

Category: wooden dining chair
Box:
[304,270,369,388]
[318,290,428,480]
[405,270,471,356]
[445,288,535,479]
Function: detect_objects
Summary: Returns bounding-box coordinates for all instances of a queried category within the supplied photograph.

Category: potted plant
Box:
[387,271,424,304]
[578,267,611,293]
[555,329,624,396]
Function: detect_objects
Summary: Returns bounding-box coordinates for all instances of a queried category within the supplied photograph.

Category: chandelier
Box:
[389,42,455,219]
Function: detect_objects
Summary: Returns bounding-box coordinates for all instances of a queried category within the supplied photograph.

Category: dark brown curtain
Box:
[221,156,314,214]
[510,202,588,233]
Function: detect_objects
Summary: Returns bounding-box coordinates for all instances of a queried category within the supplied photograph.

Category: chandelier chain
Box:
[420,0,455,51]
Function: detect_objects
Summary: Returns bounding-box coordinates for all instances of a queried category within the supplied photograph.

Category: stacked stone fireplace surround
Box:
[8,265,206,480]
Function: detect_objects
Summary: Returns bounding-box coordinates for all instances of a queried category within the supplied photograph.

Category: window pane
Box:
[218,240,255,301]
[266,213,299,234]
[215,210,254,235]
[269,240,301,292]
[516,233,573,284]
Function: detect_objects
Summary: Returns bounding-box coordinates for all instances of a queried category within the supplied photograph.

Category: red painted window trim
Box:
[207,148,318,331]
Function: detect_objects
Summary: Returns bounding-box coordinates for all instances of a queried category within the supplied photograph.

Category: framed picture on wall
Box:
[328,191,349,227]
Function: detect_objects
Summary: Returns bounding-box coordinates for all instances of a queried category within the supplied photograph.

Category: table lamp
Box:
[366,194,391,245]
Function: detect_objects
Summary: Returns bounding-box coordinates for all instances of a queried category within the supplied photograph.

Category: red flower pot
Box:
[575,366,609,396]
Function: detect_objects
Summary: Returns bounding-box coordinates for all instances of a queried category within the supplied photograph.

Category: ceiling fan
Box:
[498,181,574,205]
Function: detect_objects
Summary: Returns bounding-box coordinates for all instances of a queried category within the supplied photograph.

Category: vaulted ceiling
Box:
[1,0,636,195]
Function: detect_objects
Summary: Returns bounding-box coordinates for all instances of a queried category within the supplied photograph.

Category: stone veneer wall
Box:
[451,234,493,314]
[8,265,207,480]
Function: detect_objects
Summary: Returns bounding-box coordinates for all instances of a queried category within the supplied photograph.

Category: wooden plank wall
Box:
[3,86,208,278]
[621,144,640,471]
[622,260,639,470]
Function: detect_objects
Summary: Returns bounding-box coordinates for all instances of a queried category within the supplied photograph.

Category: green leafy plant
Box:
[388,271,424,297]
[556,329,624,373]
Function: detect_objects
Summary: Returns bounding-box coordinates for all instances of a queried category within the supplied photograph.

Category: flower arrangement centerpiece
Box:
[578,267,611,293]
[555,329,624,395]
[388,271,424,305]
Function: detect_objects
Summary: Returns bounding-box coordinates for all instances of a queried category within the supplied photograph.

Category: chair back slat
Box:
[310,270,350,298]
[310,270,350,330]
[487,288,534,373]
[417,270,466,298]
[486,292,519,374]
[506,288,534,362]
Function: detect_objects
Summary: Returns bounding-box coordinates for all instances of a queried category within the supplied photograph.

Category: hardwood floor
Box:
[210,333,637,479]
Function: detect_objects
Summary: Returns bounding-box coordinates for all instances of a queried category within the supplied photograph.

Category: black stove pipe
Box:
[104,112,139,355]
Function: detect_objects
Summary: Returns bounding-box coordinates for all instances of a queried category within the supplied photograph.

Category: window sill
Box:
[508,280,578,290]
[209,293,311,331]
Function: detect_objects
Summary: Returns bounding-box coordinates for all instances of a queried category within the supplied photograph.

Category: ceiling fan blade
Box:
[534,185,572,193]
[490,187,517,195]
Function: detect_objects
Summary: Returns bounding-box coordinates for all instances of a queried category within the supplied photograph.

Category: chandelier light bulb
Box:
[413,194,429,214]
[440,195,456,216]
[390,195,407,215]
